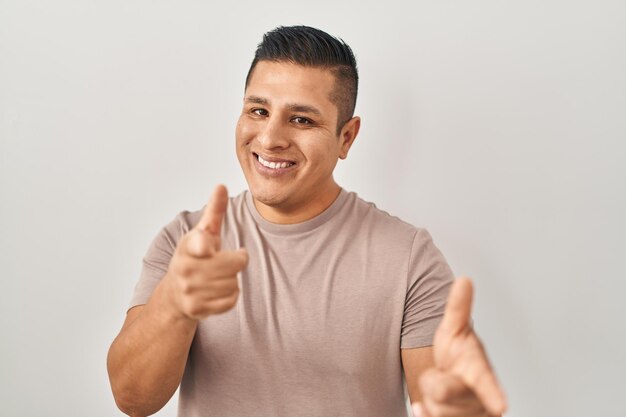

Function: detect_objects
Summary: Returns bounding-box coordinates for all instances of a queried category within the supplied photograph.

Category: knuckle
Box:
[207,304,225,316]
[235,255,248,269]
[172,273,195,295]
[208,292,239,316]
[180,281,194,295]
[181,300,195,316]
[226,297,238,309]
[426,402,444,417]
[224,290,239,305]
[431,383,450,402]
[179,262,195,277]
[186,303,206,319]
[228,287,240,298]
[172,256,195,278]
[225,299,238,311]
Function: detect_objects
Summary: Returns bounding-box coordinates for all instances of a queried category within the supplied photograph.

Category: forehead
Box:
[245,61,337,108]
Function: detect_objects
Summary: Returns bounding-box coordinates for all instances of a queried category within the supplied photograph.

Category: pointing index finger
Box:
[440,277,474,336]
[196,184,229,235]
[442,277,508,415]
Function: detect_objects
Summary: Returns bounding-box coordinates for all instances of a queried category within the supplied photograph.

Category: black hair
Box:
[245,25,358,134]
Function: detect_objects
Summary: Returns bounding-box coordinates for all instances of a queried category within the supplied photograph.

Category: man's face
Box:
[236,61,354,214]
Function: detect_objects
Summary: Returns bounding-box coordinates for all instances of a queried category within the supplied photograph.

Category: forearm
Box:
[107,275,198,416]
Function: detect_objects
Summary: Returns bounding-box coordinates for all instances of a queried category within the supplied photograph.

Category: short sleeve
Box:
[127,211,195,310]
[400,229,454,349]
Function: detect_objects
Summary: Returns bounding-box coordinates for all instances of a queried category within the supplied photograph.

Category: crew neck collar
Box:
[244,188,348,235]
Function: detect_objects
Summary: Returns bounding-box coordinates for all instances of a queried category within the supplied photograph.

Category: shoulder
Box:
[337,192,451,283]
[341,190,424,242]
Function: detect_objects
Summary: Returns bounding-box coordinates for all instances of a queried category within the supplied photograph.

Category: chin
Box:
[249,183,291,207]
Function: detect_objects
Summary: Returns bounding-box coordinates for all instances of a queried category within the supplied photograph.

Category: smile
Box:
[254,153,296,171]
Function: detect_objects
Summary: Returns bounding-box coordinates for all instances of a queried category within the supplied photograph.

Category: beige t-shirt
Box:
[130,189,454,417]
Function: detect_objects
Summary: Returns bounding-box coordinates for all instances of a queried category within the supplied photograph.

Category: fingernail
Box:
[411,402,422,417]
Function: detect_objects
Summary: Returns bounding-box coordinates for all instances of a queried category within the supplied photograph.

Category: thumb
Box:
[439,277,473,336]
[186,228,220,257]
[196,184,229,236]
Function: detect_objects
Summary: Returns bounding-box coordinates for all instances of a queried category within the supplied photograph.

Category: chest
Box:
[192,243,407,377]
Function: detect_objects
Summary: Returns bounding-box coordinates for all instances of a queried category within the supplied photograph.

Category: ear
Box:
[338,116,361,160]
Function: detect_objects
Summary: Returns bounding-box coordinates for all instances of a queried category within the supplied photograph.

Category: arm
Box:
[402,346,435,403]
[107,281,198,416]
[106,185,248,416]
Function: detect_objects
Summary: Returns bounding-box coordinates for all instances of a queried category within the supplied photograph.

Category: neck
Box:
[253,182,342,225]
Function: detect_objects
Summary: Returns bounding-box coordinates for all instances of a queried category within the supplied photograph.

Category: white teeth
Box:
[257,154,294,169]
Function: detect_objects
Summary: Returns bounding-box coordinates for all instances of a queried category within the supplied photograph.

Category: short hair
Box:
[245,25,358,134]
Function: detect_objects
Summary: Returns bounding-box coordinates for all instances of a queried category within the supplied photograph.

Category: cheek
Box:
[236,118,255,145]
[235,121,251,165]
[304,141,340,171]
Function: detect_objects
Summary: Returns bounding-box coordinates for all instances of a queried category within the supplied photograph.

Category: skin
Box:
[107,60,507,417]
[107,185,248,416]
[406,278,508,417]
[235,61,360,224]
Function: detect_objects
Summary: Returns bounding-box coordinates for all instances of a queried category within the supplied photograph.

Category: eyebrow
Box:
[245,95,322,116]
[245,95,269,105]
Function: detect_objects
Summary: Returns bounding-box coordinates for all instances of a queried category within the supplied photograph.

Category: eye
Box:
[292,116,313,125]
[251,108,268,116]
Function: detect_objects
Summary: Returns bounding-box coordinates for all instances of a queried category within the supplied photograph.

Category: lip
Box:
[252,152,298,177]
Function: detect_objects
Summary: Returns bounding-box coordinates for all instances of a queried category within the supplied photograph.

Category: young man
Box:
[107,26,507,417]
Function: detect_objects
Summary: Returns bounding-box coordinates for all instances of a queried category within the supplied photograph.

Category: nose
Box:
[257,118,290,151]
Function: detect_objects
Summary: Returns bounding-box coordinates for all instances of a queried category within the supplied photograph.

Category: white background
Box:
[1,1,625,416]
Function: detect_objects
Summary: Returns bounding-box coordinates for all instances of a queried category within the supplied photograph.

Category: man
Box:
[107,26,507,417]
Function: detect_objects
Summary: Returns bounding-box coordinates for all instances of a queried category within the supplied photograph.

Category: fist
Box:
[165,185,248,320]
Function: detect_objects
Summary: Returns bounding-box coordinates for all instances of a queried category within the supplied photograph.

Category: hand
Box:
[412,277,507,417]
[165,185,248,320]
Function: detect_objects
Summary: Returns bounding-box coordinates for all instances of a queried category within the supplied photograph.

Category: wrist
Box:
[153,273,198,326]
